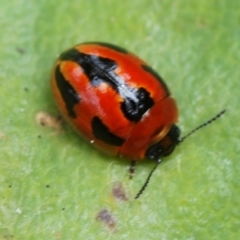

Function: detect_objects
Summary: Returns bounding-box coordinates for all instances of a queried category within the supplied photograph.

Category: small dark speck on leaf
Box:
[3,235,14,239]
[16,47,25,54]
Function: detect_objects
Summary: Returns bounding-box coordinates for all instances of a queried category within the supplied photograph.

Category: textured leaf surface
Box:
[0,0,239,239]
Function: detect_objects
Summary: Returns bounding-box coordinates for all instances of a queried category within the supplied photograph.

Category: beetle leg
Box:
[129,161,136,179]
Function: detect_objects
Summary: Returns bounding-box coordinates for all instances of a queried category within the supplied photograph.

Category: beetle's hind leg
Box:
[129,161,136,179]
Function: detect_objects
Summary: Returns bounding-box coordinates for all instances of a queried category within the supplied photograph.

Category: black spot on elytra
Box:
[54,65,80,118]
[91,117,125,146]
[142,64,170,96]
[121,87,154,121]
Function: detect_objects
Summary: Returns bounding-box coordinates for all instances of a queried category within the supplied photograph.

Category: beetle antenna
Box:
[178,109,226,144]
[135,109,226,199]
[135,159,162,199]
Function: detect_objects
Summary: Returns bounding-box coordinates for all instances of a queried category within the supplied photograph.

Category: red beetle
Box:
[51,42,225,198]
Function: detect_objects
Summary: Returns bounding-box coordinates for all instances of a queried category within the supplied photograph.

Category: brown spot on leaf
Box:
[112,181,128,201]
[96,209,116,229]
[0,132,5,139]
[36,112,63,131]
[16,47,26,54]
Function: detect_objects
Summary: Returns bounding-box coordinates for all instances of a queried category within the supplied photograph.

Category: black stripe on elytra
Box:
[91,116,125,146]
[78,53,119,91]
[59,48,154,122]
[142,64,170,96]
[76,52,155,121]
[121,87,154,121]
[60,48,119,91]
[81,42,129,54]
[59,48,83,61]
[55,65,81,118]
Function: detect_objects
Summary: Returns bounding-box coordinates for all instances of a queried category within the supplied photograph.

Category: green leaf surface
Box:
[0,0,239,239]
